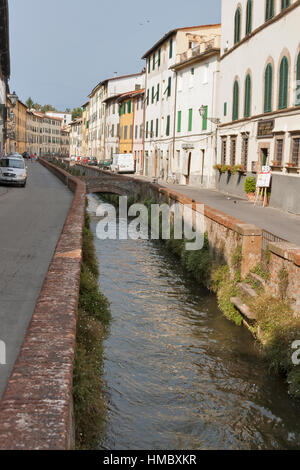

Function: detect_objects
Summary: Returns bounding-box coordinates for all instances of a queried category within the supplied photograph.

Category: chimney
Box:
[114,72,118,78]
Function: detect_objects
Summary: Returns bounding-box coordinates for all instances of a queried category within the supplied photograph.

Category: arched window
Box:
[232,80,239,121]
[246,0,252,35]
[278,56,289,110]
[281,0,290,11]
[244,74,252,117]
[296,53,300,106]
[264,63,273,113]
[265,0,274,21]
[234,8,241,44]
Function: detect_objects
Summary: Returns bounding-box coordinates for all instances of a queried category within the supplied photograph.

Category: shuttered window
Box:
[265,0,274,20]
[202,106,208,131]
[244,74,251,118]
[156,119,159,138]
[166,115,171,136]
[278,56,289,110]
[148,59,151,74]
[246,0,252,35]
[167,77,172,97]
[232,81,239,121]
[296,53,300,106]
[151,87,155,104]
[264,63,273,113]
[177,111,182,133]
[169,38,173,59]
[153,53,156,71]
[188,109,193,132]
[150,120,154,138]
[157,84,160,102]
[281,0,290,10]
[158,49,161,67]
[234,8,241,44]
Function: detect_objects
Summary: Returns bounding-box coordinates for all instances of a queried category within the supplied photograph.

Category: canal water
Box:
[88,194,300,451]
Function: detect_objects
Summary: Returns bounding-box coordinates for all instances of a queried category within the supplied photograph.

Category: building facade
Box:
[15,100,27,154]
[87,72,145,161]
[132,90,145,173]
[46,111,72,126]
[218,0,300,214]
[81,102,89,156]
[142,24,221,181]
[70,118,83,157]
[0,0,10,157]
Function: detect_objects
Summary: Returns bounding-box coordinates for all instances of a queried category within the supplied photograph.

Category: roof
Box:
[34,112,63,121]
[0,0,10,78]
[89,71,145,98]
[117,89,145,103]
[141,23,221,59]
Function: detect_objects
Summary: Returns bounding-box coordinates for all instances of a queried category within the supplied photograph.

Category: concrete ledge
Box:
[269,241,299,262]
[234,223,263,237]
[0,159,86,450]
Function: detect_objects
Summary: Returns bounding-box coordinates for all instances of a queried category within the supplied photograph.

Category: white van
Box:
[0,156,27,187]
[112,153,135,174]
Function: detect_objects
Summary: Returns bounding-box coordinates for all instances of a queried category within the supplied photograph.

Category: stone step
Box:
[248,272,266,288]
[238,282,258,298]
[230,296,257,321]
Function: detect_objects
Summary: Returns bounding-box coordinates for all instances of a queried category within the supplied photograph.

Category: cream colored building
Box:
[70,118,83,157]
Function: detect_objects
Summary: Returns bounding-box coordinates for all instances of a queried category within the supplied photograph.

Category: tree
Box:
[72,107,83,120]
[41,104,57,114]
[65,108,71,113]
[26,97,34,110]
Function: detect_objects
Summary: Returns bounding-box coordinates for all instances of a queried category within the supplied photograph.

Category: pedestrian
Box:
[34,153,37,161]
[30,153,34,162]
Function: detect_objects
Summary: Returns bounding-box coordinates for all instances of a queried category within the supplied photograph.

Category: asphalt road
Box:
[0,161,72,399]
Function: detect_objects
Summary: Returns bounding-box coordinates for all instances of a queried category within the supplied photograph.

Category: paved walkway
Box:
[135,176,300,246]
[0,162,72,399]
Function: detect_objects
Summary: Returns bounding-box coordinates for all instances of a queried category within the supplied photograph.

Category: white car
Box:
[0,156,27,187]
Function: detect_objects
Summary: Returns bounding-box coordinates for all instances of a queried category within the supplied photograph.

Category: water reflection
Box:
[88,195,300,451]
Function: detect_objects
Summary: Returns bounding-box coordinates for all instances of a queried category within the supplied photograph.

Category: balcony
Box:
[176,36,221,64]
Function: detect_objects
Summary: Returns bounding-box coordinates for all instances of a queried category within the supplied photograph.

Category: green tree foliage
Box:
[72,107,83,120]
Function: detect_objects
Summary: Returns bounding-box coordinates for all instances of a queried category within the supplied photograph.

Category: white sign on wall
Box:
[257,172,272,188]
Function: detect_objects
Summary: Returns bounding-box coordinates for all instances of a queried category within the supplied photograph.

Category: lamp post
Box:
[3,91,18,155]
[199,105,220,186]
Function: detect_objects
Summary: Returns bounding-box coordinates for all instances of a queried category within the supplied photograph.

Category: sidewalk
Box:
[135,176,300,246]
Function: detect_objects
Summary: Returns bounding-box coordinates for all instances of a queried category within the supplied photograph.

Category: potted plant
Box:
[231,164,244,175]
[272,160,279,166]
[244,176,256,202]
[220,165,231,174]
[213,164,222,172]
[286,162,294,168]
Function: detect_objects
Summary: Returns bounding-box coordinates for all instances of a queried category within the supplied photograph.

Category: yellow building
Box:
[118,90,141,154]
[15,100,27,154]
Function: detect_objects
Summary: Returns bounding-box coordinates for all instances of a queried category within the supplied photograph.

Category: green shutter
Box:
[188,109,193,132]
[147,89,149,106]
[150,120,153,137]
[296,53,300,106]
[152,87,155,104]
[246,0,252,35]
[157,83,160,102]
[234,8,241,44]
[232,81,239,121]
[202,106,208,131]
[169,38,173,59]
[146,121,149,138]
[266,0,274,20]
[224,102,227,116]
[264,64,273,113]
[148,58,151,74]
[177,111,182,133]
[153,53,156,70]
[158,49,161,67]
[168,77,172,97]
[279,56,288,109]
[281,0,290,10]
[166,115,170,136]
[244,75,251,118]
[156,119,159,137]
[127,101,131,114]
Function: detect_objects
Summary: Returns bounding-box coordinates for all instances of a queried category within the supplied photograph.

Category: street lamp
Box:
[198,105,220,125]
[8,91,18,107]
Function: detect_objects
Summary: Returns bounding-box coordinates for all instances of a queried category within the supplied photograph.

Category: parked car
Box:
[111,154,135,174]
[0,156,27,187]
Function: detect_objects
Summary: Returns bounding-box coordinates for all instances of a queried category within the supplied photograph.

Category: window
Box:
[244,74,251,118]
[167,77,172,97]
[230,137,237,166]
[157,84,160,102]
[296,53,300,106]
[221,137,227,165]
[265,0,274,20]
[156,119,159,138]
[153,53,156,71]
[146,121,149,139]
[202,106,208,131]
[166,116,171,136]
[177,111,182,133]
[147,89,149,106]
[281,0,290,10]
[264,63,273,112]
[292,137,300,167]
[232,80,239,121]
[246,0,252,35]
[148,59,151,74]
[224,102,227,116]
[278,56,289,110]
[234,7,241,44]
[130,125,133,139]
[241,134,249,169]
[135,125,138,139]
[275,138,284,165]
[127,101,132,114]
[188,109,193,132]
[152,87,155,104]
[150,120,153,138]
[158,49,161,67]
[169,38,173,59]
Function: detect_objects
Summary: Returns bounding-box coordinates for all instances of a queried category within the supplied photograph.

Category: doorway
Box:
[185,152,192,185]
[260,148,269,168]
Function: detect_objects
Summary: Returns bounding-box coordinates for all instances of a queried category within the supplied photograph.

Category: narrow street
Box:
[0,162,72,399]
[134,177,300,246]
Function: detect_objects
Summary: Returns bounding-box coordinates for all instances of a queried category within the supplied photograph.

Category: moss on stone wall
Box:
[73,211,111,450]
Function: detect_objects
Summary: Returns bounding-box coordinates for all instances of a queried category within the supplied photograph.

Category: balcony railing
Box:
[176,36,221,64]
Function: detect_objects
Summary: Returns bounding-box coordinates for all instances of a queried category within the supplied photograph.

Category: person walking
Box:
[30,153,34,163]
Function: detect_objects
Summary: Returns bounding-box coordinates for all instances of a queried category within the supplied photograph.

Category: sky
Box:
[9,0,221,111]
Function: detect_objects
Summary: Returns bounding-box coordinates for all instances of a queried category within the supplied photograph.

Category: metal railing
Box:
[177,36,220,64]
[262,230,288,252]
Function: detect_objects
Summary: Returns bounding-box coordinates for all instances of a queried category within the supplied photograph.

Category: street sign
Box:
[257,172,271,188]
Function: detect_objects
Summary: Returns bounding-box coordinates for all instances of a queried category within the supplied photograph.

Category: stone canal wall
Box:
[0,159,86,450]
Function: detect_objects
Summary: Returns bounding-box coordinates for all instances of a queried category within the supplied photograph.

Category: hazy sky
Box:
[9,0,221,111]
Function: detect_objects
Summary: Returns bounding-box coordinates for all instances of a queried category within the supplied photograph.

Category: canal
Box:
[88,194,300,451]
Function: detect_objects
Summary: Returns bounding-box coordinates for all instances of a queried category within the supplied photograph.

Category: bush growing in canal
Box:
[211,266,243,326]
[73,210,111,449]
